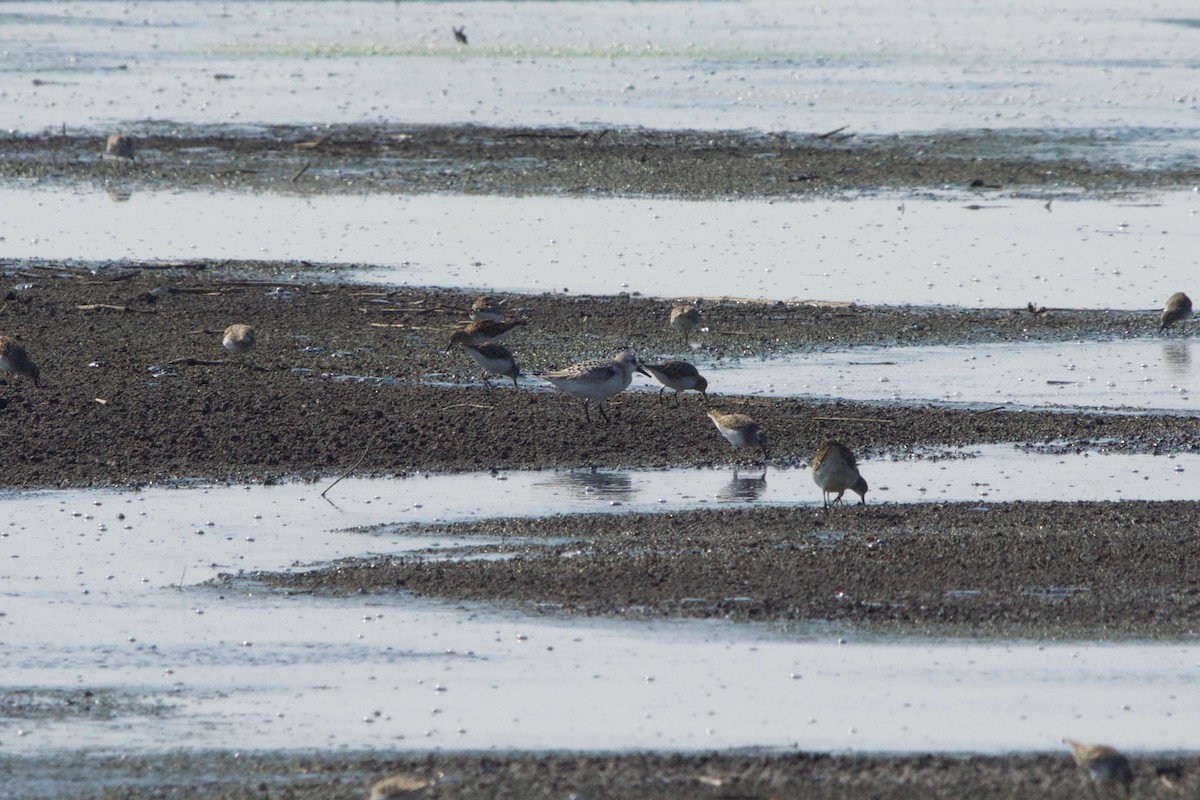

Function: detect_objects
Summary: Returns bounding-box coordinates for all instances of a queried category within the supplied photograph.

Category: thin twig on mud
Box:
[321,435,376,499]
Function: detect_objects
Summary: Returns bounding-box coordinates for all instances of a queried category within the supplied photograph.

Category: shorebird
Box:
[538,351,649,423]
[452,26,468,45]
[642,359,708,406]
[222,323,256,357]
[104,133,135,161]
[1159,291,1192,332]
[811,440,868,507]
[0,336,40,387]
[368,773,432,800]
[707,410,768,461]
[459,341,520,388]
[469,295,504,321]
[669,304,702,344]
[446,318,525,351]
[1064,739,1134,797]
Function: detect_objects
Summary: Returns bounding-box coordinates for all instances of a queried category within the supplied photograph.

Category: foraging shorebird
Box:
[0,336,40,387]
[459,341,520,388]
[222,324,256,357]
[707,410,768,462]
[642,359,708,405]
[811,440,868,507]
[469,295,504,322]
[669,304,701,344]
[446,318,525,351]
[1159,291,1192,332]
[538,351,649,423]
[1064,739,1134,797]
[104,133,135,161]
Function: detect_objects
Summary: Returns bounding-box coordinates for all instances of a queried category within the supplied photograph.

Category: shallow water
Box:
[706,338,1200,411]
[4,0,1200,153]
[2,454,1199,756]
[7,187,1199,309]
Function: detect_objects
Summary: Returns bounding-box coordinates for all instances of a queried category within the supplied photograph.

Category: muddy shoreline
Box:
[4,122,1200,798]
[5,123,1199,198]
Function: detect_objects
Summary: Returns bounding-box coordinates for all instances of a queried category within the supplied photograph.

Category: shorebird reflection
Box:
[717,466,767,503]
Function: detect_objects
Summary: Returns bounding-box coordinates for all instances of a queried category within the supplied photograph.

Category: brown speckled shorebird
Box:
[707,410,768,462]
[1159,291,1192,332]
[222,323,257,358]
[459,341,520,388]
[104,133,135,161]
[538,351,649,423]
[469,294,504,322]
[0,336,40,387]
[1064,738,1134,797]
[642,359,708,406]
[811,440,868,508]
[446,318,525,351]
[669,304,702,344]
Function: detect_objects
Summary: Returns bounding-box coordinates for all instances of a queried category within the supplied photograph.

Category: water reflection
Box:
[1161,340,1192,377]
[717,466,768,502]
[542,469,634,500]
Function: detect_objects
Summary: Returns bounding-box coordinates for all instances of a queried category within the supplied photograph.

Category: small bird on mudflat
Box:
[1064,738,1133,797]
[104,133,135,161]
[538,351,649,423]
[469,295,504,322]
[642,360,708,405]
[811,440,868,507]
[459,341,520,388]
[707,410,768,461]
[446,318,525,351]
[669,304,702,344]
[222,324,256,356]
[452,26,468,45]
[0,336,40,387]
[1159,291,1192,332]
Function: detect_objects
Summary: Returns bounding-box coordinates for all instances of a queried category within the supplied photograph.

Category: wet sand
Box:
[3,124,1198,798]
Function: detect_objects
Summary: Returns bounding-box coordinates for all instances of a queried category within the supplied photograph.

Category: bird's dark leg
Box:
[582,399,592,421]
[657,387,666,405]
[598,401,612,424]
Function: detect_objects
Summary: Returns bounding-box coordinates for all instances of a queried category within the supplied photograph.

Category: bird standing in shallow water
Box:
[811,440,868,508]
[707,410,768,462]
[459,341,520,388]
[446,318,525,350]
[0,336,40,387]
[1064,739,1134,797]
[1159,291,1192,332]
[642,360,708,405]
[669,304,701,344]
[538,351,649,423]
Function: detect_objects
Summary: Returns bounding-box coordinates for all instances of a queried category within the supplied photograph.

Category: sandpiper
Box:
[460,341,520,388]
[469,295,504,321]
[538,351,649,423]
[811,440,868,507]
[104,133,135,161]
[1064,739,1133,796]
[222,323,257,356]
[0,336,40,387]
[1159,291,1192,332]
[670,304,702,344]
[642,359,708,405]
[707,410,768,461]
[367,773,432,800]
[446,318,525,351]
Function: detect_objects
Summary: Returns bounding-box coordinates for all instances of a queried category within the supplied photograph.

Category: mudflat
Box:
[2,124,1197,799]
